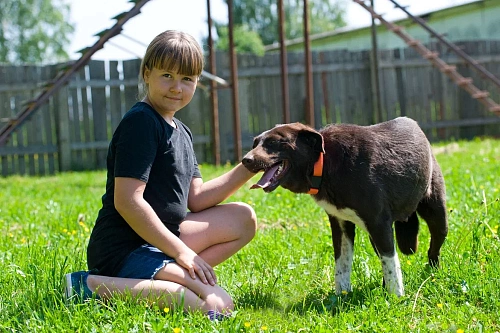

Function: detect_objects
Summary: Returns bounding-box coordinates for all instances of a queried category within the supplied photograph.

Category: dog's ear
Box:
[298,128,325,153]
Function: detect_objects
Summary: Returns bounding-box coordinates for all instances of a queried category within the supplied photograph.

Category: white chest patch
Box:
[315,200,368,233]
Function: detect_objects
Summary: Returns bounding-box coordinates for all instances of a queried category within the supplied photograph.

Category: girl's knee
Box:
[232,202,257,239]
[204,293,234,312]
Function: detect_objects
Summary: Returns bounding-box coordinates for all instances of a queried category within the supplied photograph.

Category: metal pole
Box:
[303,0,314,127]
[370,0,382,123]
[278,0,290,123]
[227,0,242,161]
[206,0,221,165]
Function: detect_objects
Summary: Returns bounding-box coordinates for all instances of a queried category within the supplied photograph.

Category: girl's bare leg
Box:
[84,202,256,313]
[179,202,257,266]
[86,263,232,312]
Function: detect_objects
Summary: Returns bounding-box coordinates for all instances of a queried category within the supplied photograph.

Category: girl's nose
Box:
[170,80,182,92]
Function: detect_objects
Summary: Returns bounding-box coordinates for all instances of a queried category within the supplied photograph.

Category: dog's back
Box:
[319,117,434,222]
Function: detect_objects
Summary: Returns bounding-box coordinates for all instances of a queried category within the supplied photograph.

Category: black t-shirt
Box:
[87,102,202,276]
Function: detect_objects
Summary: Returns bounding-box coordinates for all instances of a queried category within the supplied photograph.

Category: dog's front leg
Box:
[329,216,355,294]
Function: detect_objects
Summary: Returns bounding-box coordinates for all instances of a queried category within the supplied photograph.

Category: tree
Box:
[0,0,74,64]
[211,25,266,56]
[213,0,347,54]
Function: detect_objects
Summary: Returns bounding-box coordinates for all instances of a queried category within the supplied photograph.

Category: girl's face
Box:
[143,66,198,115]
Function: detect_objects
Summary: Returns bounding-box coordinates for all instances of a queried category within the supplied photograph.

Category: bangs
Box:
[148,43,203,77]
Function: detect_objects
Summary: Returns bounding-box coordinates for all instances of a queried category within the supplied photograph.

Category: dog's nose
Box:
[242,155,254,166]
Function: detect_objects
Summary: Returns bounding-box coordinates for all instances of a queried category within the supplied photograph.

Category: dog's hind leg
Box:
[368,221,404,296]
[417,164,448,268]
[395,212,420,255]
[329,216,355,294]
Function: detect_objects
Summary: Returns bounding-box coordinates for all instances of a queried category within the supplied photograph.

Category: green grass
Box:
[1,138,499,332]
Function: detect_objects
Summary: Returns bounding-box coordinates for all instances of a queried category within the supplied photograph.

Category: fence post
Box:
[55,85,71,172]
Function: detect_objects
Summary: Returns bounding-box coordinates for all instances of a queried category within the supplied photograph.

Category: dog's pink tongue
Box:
[250,164,279,190]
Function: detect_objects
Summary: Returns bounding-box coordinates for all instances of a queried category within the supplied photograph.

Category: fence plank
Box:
[69,70,84,170]
[55,85,71,171]
[88,60,108,169]
[109,60,123,133]
[122,59,140,111]
[0,66,12,176]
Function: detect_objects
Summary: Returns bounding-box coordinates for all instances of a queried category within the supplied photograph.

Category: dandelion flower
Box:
[244,322,251,328]
[163,307,169,313]
[341,290,348,295]
[173,328,181,333]
[407,260,412,265]
[456,329,464,333]
[261,326,268,331]
[437,303,443,309]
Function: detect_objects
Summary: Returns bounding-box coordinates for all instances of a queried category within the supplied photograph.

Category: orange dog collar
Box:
[307,152,324,195]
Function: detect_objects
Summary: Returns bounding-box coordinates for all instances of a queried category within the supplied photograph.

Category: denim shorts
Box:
[116,244,176,279]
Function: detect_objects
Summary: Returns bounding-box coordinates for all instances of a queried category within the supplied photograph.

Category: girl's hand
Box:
[175,249,217,286]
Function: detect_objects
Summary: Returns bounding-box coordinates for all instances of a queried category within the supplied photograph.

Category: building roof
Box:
[264,0,485,52]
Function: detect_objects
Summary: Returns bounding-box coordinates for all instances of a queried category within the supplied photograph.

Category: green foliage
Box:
[0,138,499,331]
[213,25,265,56]
[214,0,347,53]
[0,0,74,64]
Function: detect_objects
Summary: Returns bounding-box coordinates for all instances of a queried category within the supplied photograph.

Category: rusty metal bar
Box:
[278,0,290,123]
[353,0,500,115]
[388,0,500,91]
[227,0,242,161]
[206,0,221,165]
[303,0,315,127]
[0,0,152,146]
[369,0,382,123]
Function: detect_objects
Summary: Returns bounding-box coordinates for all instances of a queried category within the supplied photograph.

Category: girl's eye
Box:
[163,73,172,78]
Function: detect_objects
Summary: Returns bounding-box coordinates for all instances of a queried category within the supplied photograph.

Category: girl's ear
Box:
[143,67,151,83]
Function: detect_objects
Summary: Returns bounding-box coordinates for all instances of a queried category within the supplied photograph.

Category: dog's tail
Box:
[395,212,419,255]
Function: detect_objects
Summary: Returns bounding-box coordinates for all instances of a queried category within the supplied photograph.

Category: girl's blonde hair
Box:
[139,30,204,98]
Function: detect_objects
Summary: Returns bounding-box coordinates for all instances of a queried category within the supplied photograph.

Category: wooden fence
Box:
[1,40,500,176]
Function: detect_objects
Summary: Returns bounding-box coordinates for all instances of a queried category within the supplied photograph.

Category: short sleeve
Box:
[114,112,160,182]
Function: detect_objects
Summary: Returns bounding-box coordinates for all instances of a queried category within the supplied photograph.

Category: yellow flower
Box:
[244,322,251,328]
[456,329,464,333]
[261,326,268,331]
[407,260,412,265]
[341,290,348,295]
[437,303,443,309]
[163,307,169,313]
[173,328,181,333]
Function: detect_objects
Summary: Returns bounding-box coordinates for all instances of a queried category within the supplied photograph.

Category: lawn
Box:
[0,138,499,332]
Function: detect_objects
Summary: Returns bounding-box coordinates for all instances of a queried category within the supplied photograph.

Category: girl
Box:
[65,30,257,320]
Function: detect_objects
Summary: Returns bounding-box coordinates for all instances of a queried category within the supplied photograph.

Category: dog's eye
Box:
[266,139,281,148]
[252,138,259,149]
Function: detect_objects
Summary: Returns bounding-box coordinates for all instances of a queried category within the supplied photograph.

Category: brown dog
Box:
[242,117,448,296]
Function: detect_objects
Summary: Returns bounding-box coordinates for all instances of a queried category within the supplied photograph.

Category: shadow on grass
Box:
[285,283,381,316]
[234,283,282,310]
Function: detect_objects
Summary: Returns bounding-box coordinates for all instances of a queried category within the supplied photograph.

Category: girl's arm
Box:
[114,176,216,285]
[187,163,256,212]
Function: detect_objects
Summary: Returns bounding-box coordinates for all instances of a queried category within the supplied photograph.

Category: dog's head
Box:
[242,122,325,193]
